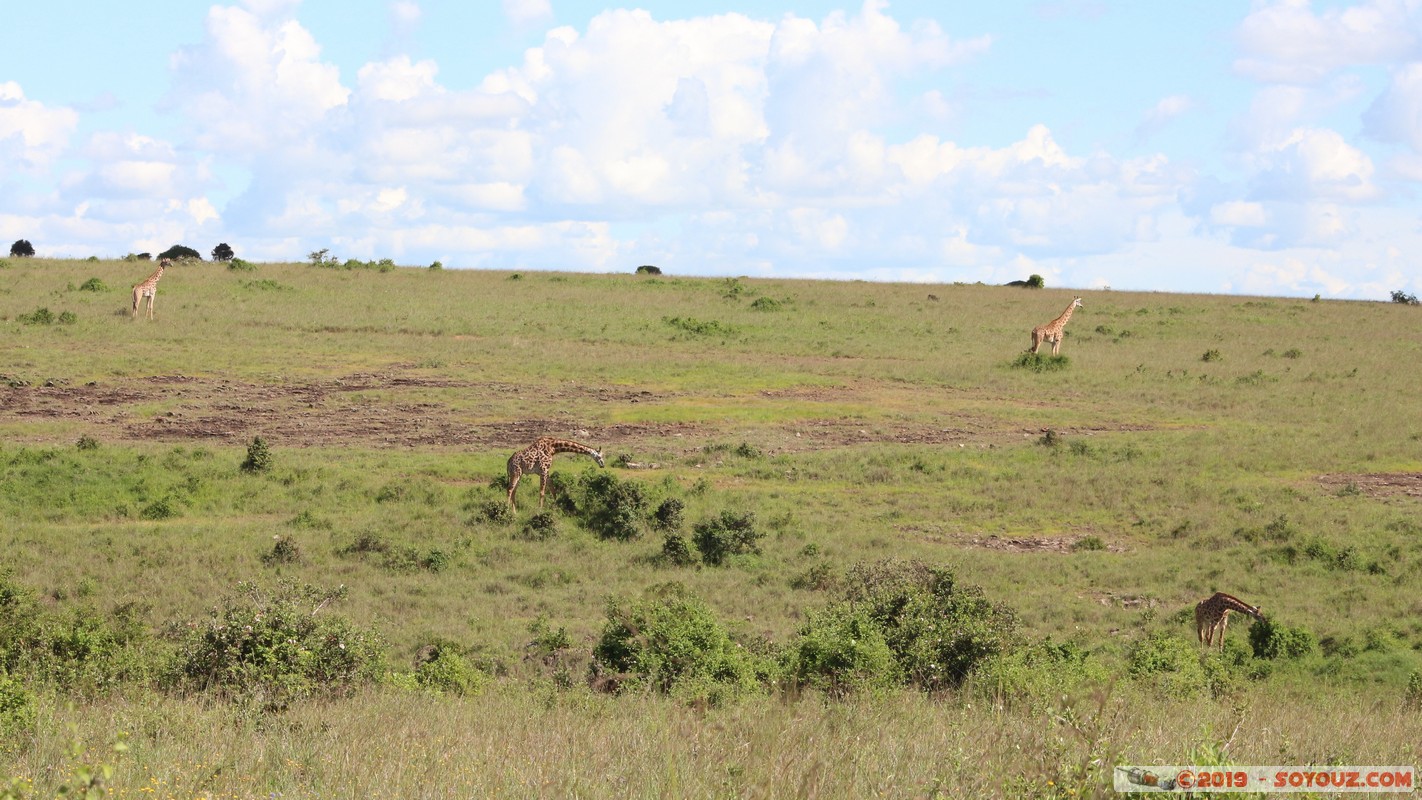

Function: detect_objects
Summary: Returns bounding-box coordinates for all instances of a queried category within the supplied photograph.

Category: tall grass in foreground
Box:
[4,685,1420,799]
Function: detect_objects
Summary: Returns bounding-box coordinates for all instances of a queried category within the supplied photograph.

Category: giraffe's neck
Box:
[1052,303,1076,328]
[549,439,598,457]
[1213,592,1262,618]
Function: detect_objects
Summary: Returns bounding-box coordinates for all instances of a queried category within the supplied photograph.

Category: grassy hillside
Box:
[1,256,1419,798]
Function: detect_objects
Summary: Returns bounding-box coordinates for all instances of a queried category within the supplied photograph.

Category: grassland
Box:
[1,256,1419,798]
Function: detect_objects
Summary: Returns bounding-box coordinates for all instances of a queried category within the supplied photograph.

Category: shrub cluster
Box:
[169,581,385,710]
[590,560,1020,701]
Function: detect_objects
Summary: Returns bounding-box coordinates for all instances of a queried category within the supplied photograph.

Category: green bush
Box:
[78,277,107,292]
[1126,631,1209,697]
[692,510,763,565]
[17,308,55,325]
[169,581,386,710]
[0,671,35,742]
[591,584,766,700]
[413,643,486,696]
[971,637,1104,704]
[1011,352,1070,371]
[560,471,648,540]
[261,535,303,566]
[784,605,898,697]
[651,498,684,532]
[659,533,697,567]
[240,437,273,473]
[839,560,1017,691]
[519,512,558,540]
[1248,618,1316,660]
[227,258,256,272]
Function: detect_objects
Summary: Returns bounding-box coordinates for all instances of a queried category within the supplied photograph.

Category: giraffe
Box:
[131,258,171,320]
[506,436,606,512]
[1194,592,1264,648]
[1030,296,1083,355]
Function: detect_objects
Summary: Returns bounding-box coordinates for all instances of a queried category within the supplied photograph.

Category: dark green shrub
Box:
[158,244,201,261]
[840,560,1017,691]
[692,510,763,566]
[659,533,697,567]
[784,605,898,696]
[240,437,272,473]
[17,308,55,325]
[1390,289,1419,305]
[479,500,513,524]
[563,471,648,540]
[169,581,386,709]
[1011,352,1070,371]
[635,265,661,275]
[1201,349,1222,362]
[1071,536,1106,552]
[651,498,684,532]
[211,243,235,261]
[9,240,34,258]
[664,316,733,337]
[78,277,107,292]
[749,296,783,311]
[261,535,303,566]
[76,435,99,451]
[590,584,766,699]
[140,497,178,520]
[1248,618,1315,660]
[519,512,558,540]
[227,258,256,272]
[1406,671,1422,708]
[428,260,443,271]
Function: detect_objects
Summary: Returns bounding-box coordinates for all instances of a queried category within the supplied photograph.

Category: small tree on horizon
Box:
[1390,289,1420,306]
[212,242,235,262]
[9,239,35,257]
[159,244,202,261]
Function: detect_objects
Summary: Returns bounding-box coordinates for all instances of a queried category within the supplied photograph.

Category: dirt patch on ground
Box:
[0,368,1155,455]
[1316,472,1422,499]
[967,534,1126,554]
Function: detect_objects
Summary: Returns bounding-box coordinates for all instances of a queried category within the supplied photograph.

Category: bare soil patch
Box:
[1,368,1156,456]
[1316,472,1422,499]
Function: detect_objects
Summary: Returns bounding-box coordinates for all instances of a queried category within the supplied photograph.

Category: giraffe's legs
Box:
[537,469,550,509]
[1051,338,1061,356]
[147,294,156,320]
[507,469,522,511]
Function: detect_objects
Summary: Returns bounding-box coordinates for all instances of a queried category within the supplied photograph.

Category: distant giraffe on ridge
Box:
[506,436,606,512]
[1030,296,1083,355]
[131,258,171,320]
[1194,592,1264,648]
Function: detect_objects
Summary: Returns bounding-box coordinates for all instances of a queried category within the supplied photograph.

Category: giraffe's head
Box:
[591,449,606,468]
[1072,297,1083,309]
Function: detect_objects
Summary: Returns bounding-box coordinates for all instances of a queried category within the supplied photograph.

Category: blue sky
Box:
[3,0,1420,299]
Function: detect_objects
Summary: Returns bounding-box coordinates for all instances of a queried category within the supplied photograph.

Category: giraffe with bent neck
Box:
[1030,296,1083,355]
[131,258,170,320]
[506,436,606,512]
[1195,592,1264,648]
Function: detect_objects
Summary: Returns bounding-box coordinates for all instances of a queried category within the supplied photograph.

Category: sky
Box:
[3,0,1422,300]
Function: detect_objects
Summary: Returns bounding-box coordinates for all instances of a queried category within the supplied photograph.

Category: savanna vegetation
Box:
[0,257,1419,798]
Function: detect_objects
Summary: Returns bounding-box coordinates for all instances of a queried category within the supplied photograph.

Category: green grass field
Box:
[1,256,1419,798]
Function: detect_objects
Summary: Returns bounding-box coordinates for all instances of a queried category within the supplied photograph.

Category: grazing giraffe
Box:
[1030,296,1083,355]
[1194,592,1264,648]
[506,436,606,512]
[131,258,171,320]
